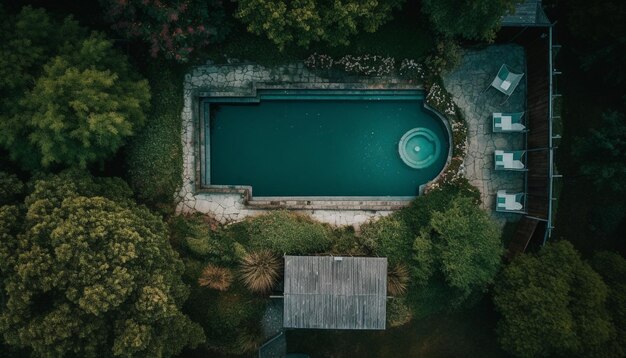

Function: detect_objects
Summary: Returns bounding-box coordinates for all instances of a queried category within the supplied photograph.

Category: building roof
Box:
[502,0,551,26]
[283,256,387,330]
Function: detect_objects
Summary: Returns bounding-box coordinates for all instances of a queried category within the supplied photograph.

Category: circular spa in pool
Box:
[398,128,441,169]
[204,89,451,197]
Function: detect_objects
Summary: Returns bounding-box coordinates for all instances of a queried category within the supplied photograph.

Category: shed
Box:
[283,256,387,330]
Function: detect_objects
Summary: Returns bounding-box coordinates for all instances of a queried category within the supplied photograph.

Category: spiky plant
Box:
[387,263,410,296]
[198,264,233,291]
[235,326,264,354]
[240,250,281,293]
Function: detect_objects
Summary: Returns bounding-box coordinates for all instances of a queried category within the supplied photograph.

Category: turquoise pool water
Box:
[205,90,449,197]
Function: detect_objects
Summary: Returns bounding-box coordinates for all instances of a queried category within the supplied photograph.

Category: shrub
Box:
[240,250,282,293]
[235,0,404,50]
[360,215,414,264]
[329,226,368,256]
[423,37,462,76]
[235,326,264,354]
[304,53,396,76]
[204,290,265,353]
[334,54,396,76]
[399,58,426,81]
[386,297,413,328]
[100,0,230,62]
[304,53,334,70]
[169,214,236,264]
[125,63,183,209]
[387,263,410,296]
[247,211,331,254]
[422,0,521,41]
[198,264,234,291]
[425,82,456,116]
[411,234,434,285]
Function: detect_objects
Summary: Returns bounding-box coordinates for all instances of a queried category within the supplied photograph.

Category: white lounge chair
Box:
[496,190,526,213]
[485,64,524,104]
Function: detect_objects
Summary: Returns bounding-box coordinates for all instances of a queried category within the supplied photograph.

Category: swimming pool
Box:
[202,89,450,198]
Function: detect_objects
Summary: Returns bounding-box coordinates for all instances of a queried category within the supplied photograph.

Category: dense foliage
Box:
[172,215,267,354]
[124,63,184,210]
[247,211,331,254]
[101,0,230,62]
[412,198,503,307]
[422,0,521,41]
[573,110,626,193]
[590,251,626,357]
[357,184,499,320]
[0,7,150,170]
[0,171,204,357]
[360,215,414,264]
[494,241,618,358]
[235,0,404,49]
[566,0,626,86]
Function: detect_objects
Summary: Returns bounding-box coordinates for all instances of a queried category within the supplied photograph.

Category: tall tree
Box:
[412,197,503,306]
[235,0,404,49]
[0,7,150,170]
[0,170,205,357]
[494,241,614,358]
[421,0,521,41]
[590,251,626,358]
[573,110,626,194]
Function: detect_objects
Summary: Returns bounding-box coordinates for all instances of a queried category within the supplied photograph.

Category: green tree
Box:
[590,251,626,358]
[422,0,521,41]
[493,241,614,358]
[0,170,204,357]
[566,0,626,85]
[573,110,626,193]
[0,7,150,170]
[100,0,230,62]
[413,197,503,306]
[235,0,404,50]
[0,6,85,102]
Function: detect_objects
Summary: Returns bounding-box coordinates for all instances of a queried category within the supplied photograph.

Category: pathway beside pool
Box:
[443,44,526,221]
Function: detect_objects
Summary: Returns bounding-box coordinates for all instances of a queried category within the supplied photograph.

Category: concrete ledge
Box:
[247,199,411,211]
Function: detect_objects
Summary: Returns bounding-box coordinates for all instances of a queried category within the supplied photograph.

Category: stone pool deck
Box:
[176,62,410,227]
[443,44,526,221]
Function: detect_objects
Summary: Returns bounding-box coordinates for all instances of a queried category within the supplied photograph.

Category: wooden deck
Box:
[499,25,554,254]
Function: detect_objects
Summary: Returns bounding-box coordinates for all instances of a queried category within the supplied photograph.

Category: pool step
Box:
[246,199,411,211]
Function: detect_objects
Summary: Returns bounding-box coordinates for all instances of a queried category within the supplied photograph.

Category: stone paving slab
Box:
[443,45,526,223]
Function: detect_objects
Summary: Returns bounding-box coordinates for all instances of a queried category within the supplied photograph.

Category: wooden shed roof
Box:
[283,256,387,330]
